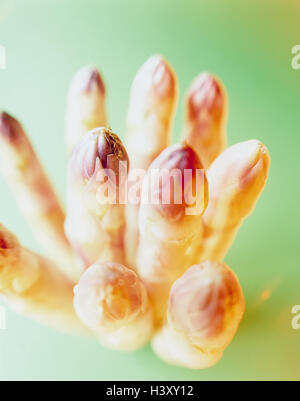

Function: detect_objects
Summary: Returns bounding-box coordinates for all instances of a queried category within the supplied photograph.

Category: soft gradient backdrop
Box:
[0,0,299,380]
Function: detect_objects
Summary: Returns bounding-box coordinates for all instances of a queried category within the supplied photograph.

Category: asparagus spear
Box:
[197,139,270,263]
[65,66,107,154]
[152,261,245,369]
[74,261,153,351]
[182,72,228,168]
[125,55,178,269]
[65,127,129,267]
[0,224,87,334]
[0,112,79,281]
[137,143,208,325]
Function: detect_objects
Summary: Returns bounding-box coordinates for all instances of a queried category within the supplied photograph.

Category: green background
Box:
[0,0,299,380]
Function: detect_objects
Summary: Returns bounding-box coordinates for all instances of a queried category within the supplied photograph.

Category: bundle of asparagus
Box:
[0,55,270,369]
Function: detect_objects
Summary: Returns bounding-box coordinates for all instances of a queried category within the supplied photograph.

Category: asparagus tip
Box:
[0,237,7,249]
[168,262,244,340]
[0,111,21,144]
[85,68,105,94]
[152,56,175,97]
[135,54,176,98]
[74,262,146,330]
[188,72,225,117]
[70,127,129,182]
[0,224,18,251]
[70,65,105,95]
[150,144,208,220]
[239,140,270,187]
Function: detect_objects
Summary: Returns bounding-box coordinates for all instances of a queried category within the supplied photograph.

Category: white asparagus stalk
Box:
[137,143,208,325]
[0,224,88,335]
[197,140,270,263]
[65,127,129,268]
[74,261,153,351]
[65,66,107,153]
[182,72,228,168]
[0,112,79,281]
[152,262,245,369]
[125,55,178,269]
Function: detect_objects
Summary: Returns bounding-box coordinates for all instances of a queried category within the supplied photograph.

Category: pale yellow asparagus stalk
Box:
[136,143,208,325]
[0,112,79,281]
[197,140,270,263]
[74,261,153,351]
[65,66,107,153]
[125,55,178,269]
[152,261,245,369]
[0,224,88,335]
[65,127,129,268]
[182,73,228,168]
